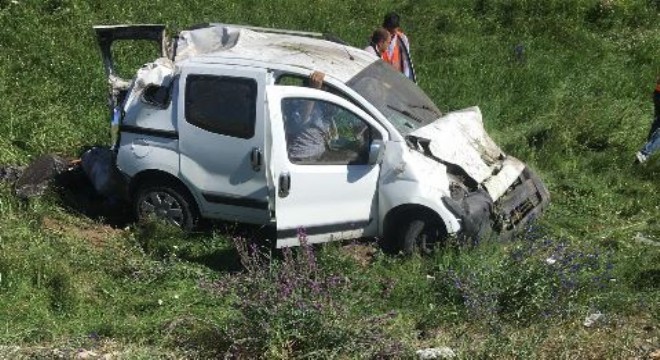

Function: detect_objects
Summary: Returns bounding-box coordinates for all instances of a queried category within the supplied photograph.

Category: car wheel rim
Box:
[139,191,185,227]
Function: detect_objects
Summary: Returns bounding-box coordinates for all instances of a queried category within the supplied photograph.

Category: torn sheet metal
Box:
[175,25,374,83]
[108,74,131,93]
[409,106,506,184]
[120,57,176,129]
[133,57,175,94]
[482,156,526,201]
[175,26,241,62]
[81,147,127,199]
[94,24,167,78]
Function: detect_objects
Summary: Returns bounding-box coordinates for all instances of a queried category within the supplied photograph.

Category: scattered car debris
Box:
[0,150,130,227]
[634,233,660,247]
[80,146,126,199]
[0,165,24,184]
[583,312,604,328]
[416,347,456,359]
[13,154,70,199]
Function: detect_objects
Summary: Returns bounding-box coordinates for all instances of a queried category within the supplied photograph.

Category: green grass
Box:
[1,0,659,358]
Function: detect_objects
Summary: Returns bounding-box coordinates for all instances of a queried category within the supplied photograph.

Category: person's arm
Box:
[300,71,325,126]
[399,31,411,52]
[398,32,416,82]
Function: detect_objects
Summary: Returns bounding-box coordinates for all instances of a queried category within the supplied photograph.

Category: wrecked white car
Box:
[94,23,549,252]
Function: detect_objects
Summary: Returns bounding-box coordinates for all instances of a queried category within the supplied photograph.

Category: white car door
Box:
[178,64,270,223]
[266,85,387,247]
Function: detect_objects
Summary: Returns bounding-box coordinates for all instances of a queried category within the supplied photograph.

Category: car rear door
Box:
[266,85,387,247]
[178,64,271,223]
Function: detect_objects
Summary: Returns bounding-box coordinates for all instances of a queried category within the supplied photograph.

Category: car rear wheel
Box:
[134,183,197,231]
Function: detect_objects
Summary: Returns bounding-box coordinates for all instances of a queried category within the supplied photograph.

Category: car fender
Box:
[379,180,461,236]
[378,142,461,235]
[115,133,203,204]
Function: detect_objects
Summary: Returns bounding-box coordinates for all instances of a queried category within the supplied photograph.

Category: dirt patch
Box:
[340,241,378,267]
[0,339,192,359]
[41,216,124,247]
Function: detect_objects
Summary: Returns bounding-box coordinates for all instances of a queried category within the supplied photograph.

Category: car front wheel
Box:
[399,214,444,255]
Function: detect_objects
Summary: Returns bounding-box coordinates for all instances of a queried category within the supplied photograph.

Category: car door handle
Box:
[279,172,290,198]
[250,147,262,172]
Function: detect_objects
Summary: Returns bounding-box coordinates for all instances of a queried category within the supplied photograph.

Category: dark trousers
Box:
[648,116,660,141]
[651,92,660,140]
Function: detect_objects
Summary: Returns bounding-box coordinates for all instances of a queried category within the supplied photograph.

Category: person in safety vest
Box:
[364,28,391,60]
[382,12,416,83]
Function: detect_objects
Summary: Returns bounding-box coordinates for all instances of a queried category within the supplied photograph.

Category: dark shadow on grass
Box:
[634,156,660,181]
[527,127,552,150]
[53,163,277,274]
[2,153,132,228]
[182,248,243,273]
[576,132,610,152]
[53,166,132,228]
[182,222,275,273]
[633,268,660,291]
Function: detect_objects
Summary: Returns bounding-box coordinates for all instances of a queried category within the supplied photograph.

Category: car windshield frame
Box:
[346,61,442,136]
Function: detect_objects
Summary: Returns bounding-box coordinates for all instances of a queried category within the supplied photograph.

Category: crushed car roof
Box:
[174,25,377,82]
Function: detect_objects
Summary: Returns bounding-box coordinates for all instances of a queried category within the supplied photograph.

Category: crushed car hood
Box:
[408,106,525,200]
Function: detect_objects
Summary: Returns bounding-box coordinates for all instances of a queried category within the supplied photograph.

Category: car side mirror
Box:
[368,140,385,165]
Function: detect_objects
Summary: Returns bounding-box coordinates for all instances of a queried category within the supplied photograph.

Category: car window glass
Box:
[185,75,257,139]
[276,74,372,115]
[347,61,442,136]
[282,98,379,165]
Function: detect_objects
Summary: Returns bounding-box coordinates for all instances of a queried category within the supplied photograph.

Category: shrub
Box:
[432,225,615,324]
[202,229,409,359]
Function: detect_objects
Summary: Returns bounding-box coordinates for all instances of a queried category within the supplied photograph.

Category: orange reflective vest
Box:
[384,30,405,71]
[381,47,393,64]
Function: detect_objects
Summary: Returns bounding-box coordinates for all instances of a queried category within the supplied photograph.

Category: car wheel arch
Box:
[130,170,201,217]
[382,204,449,254]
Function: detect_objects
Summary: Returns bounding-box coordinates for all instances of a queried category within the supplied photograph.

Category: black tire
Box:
[134,183,198,231]
[398,214,444,255]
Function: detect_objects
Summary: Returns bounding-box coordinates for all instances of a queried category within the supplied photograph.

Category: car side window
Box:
[282,98,380,165]
[276,74,306,87]
[185,75,257,139]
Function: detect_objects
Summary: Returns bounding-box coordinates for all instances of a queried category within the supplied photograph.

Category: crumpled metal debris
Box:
[416,347,456,359]
[0,165,24,183]
[0,152,130,226]
[583,312,604,328]
[13,154,70,199]
[80,146,126,199]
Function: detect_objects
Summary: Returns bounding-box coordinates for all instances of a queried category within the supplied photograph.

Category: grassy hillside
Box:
[0,0,658,358]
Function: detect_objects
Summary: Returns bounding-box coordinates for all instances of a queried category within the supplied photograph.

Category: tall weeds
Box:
[202,230,408,359]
